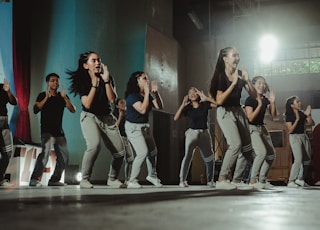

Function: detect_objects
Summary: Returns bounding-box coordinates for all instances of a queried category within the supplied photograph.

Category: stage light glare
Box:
[75,172,82,182]
[259,34,277,63]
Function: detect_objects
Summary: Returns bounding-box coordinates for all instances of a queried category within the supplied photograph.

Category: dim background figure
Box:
[0,78,18,187]
[112,98,134,185]
[29,73,76,187]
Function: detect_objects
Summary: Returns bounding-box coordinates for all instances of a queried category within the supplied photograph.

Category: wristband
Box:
[104,80,110,85]
[92,85,98,88]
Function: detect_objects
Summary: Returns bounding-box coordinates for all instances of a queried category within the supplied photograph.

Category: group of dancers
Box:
[0,47,315,190]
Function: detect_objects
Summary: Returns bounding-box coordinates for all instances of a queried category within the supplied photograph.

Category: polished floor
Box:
[1,183,320,230]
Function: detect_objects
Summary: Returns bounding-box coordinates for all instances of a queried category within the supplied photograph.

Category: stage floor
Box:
[1,184,320,230]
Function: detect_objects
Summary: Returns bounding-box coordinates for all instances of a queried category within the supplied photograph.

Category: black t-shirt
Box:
[125,93,153,123]
[245,96,270,125]
[79,76,114,116]
[0,85,9,116]
[217,72,246,107]
[34,92,67,136]
[182,101,212,129]
[285,110,307,134]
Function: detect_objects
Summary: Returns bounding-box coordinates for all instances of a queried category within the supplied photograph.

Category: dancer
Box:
[244,76,277,189]
[0,78,17,187]
[67,51,125,188]
[124,71,163,188]
[29,73,76,187]
[209,47,256,190]
[285,96,314,187]
[174,87,216,187]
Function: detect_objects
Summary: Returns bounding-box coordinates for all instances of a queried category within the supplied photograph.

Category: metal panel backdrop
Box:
[145,26,179,114]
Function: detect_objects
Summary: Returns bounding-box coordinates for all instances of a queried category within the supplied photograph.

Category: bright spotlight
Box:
[259,34,277,63]
[76,172,82,182]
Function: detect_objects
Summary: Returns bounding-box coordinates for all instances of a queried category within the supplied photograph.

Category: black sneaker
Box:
[48,181,66,186]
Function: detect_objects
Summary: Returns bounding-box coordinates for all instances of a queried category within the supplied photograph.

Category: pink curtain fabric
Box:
[12,0,31,142]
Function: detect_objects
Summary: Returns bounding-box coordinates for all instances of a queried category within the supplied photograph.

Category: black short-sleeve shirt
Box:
[35,92,67,137]
[80,76,114,116]
[125,93,153,123]
[182,101,212,129]
[245,96,270,125]
[285,110,307,134]
[217,72,246,107]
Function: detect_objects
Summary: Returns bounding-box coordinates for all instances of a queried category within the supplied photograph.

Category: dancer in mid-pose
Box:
[68,51,125,188]
[244,76,277,189]
[209,47,256,190]
[124,71,163,188]
[174,87,216,187]
[285,96,315,188]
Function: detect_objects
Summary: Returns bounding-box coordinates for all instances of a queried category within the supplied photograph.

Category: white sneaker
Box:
[207,180,216,188]
[287,182,299,188]
[80,179,94,188]
[216,180,237,190]
[146,176,163,187]
[231,181,253,190]
[127,179,142,189]
[250,182,265,190]
[295,179,309,187]
[262,181,274,189]
[314,181,320,186]
[107,178,124,188]
[179,181,188,187]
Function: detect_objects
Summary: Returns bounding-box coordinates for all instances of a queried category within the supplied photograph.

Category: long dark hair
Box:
[124,71,144,99]
[66,51,96,96]
[284,96,297,116]
[209,47,234,99]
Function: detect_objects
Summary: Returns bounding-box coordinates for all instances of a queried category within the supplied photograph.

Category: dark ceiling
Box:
[172,0,320,41]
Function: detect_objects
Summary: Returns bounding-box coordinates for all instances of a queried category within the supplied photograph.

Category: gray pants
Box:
[288,133,312,183]
[216,106,253,181]
[125,121,158,181]
[109,136,134,182]
[31,134,69,182]
[80,111,125,180]
[0,116,13,181]
[179,128,214,181]
[249,125,276,183]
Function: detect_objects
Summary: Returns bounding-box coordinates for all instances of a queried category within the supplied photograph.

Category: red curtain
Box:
[12,0,31,143]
